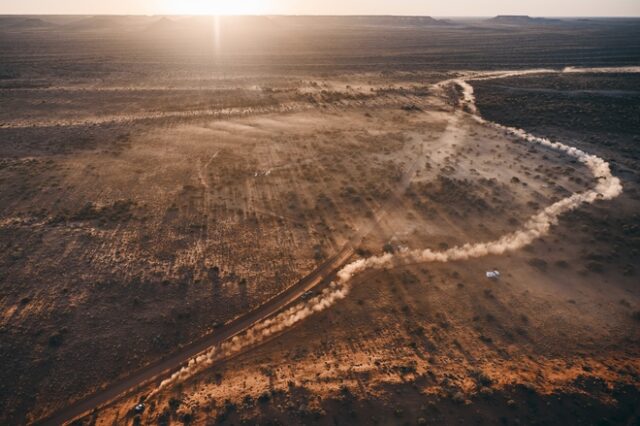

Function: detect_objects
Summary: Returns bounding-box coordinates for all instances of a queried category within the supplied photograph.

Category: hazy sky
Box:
[1,0,639,17]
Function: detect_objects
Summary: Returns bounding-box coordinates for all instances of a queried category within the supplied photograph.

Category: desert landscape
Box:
[0,13,639,425]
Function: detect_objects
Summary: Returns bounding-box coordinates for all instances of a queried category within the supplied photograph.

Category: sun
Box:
[164,0,268,15]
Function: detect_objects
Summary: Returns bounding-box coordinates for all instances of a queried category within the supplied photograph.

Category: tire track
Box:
[36,66,634,425]
[147,67,628,398]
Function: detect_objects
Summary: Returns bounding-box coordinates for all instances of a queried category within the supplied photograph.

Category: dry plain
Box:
[0,15,639,425]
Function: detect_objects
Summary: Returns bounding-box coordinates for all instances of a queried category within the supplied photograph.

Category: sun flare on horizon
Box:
[163,0,269,15]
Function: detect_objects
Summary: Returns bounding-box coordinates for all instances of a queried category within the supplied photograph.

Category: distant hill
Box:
[0,16,54,29]
[141,15,453,40]
[344,16,448,26]
[63,15,155,31]
[486,15,562,26]
[271,15,451,28]
[64,16,133,30]
[142,15,281,37]
[143,17,183,33]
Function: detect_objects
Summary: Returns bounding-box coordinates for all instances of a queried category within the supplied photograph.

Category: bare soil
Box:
[0,16,639,425]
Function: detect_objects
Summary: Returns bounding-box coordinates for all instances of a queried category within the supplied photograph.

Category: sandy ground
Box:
[1,17,639,426]
[74,73,639,425]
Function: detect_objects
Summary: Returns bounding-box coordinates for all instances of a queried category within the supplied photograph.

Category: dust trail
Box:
[149,67,630,397]
[563,66,640,74]
[0,102,311,129]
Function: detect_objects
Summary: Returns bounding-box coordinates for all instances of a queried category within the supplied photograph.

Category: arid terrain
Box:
[0,15,639,425]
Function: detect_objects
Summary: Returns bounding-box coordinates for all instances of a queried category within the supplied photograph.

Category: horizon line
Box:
[2,13,640,18]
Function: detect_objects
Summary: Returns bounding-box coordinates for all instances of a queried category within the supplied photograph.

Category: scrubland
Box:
[0,16,639,425]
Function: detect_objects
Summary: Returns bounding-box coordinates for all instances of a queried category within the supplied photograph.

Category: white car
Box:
[486,270,500,279]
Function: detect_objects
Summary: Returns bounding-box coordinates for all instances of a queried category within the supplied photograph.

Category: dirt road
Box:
[35,113,429,426]
[36,67,632,425]
[36,244,355,426]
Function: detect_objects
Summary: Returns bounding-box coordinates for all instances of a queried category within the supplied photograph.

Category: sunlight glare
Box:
[165,0,269,15]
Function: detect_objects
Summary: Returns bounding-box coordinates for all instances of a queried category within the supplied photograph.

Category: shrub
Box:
[48,332,63,347]
[168,397,181,411]
[470,369,493,387]
[451,391,465,404]
[258,391,271,403]
[528,258,548,270]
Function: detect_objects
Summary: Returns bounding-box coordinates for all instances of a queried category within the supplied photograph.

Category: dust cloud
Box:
[150,68,627,397]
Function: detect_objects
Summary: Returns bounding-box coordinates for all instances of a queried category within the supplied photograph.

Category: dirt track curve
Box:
[34,106,428,425]
[36,244,354,425]
[35,66,636,425]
